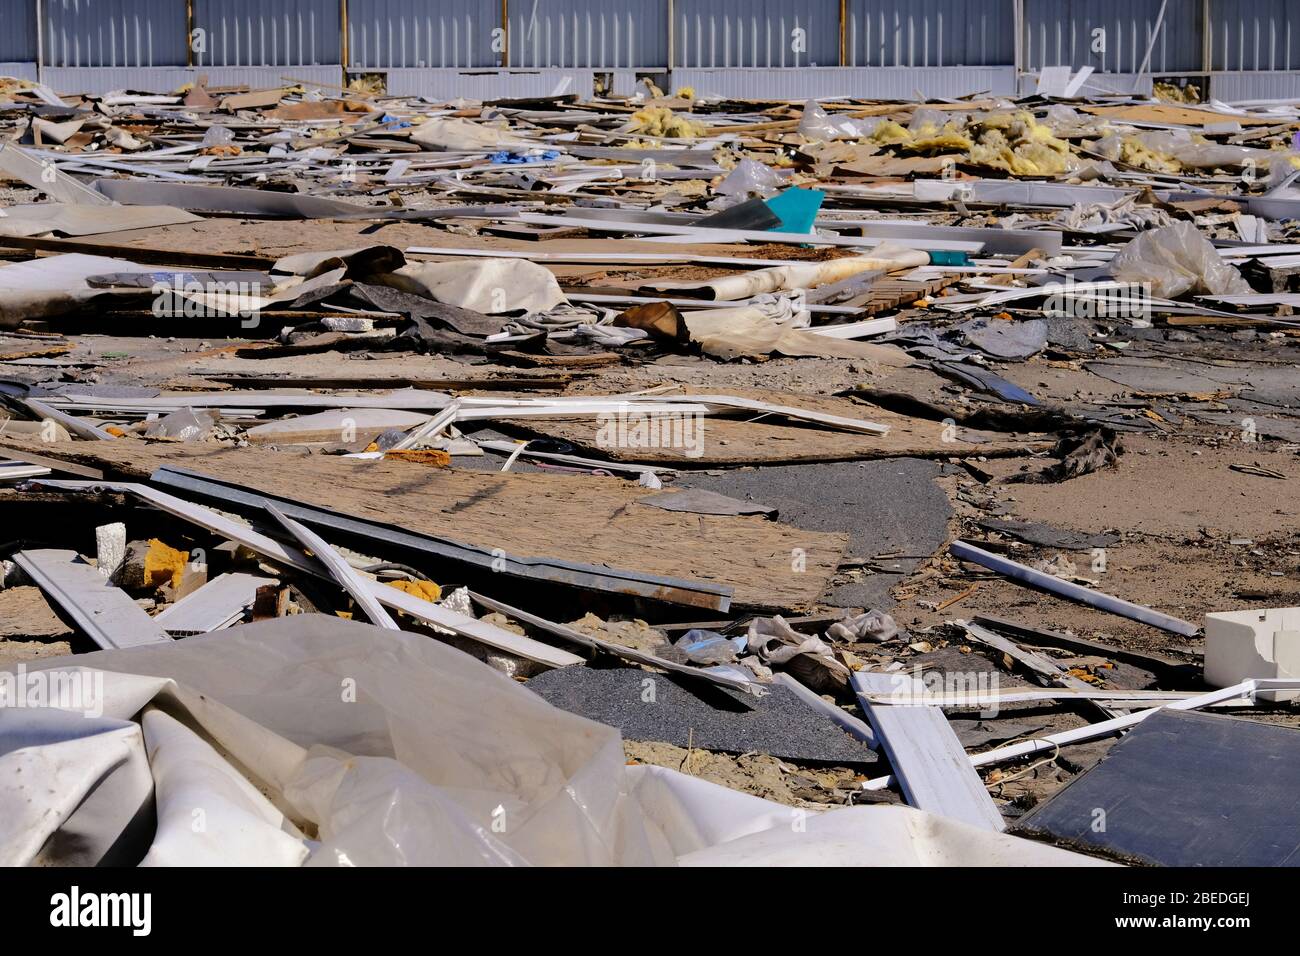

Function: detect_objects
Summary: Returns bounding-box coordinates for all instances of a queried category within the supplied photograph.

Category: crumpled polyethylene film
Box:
[1109,221,1253,299]
[0,616,1110,867]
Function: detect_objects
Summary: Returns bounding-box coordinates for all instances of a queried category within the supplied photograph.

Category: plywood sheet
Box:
[0,437,846,610]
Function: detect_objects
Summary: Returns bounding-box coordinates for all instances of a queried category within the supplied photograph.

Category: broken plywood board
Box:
[6,438,846,610]
[1079,103,1279,127]
[499,390,1051,466]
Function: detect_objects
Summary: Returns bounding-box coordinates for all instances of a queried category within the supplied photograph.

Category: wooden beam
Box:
[0,235,274,270]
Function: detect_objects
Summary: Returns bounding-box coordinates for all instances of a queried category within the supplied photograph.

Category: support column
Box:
[839,0,847,67]
[1013,0,1024,90]
[501,0,510,67]
[340,0,349,79]
[35,0,45,80]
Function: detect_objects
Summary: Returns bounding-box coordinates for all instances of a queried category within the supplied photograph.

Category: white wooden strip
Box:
[13,549,171,650]
[153,572,277,635]
[810,318,898,339]
[517,213,983,251]
[851,671,1005,831]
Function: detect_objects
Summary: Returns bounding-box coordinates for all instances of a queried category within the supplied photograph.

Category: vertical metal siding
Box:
[193,0,339,67]
[847,0,1013,67]
[507,0,668,69]
[347,0,499,69]
[1210,0,1300,71]
[674,0,839,68]
[44,0,188,67]
[1023,0,1202,74]
[0,0,39,63]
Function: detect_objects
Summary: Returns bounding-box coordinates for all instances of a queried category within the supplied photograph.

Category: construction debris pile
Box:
[3,74,1300,867]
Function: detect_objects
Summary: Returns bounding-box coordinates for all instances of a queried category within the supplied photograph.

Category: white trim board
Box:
[851,671,1005,831]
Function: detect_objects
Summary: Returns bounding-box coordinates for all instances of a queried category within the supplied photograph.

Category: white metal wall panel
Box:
[40,63,340,94]
[674,65,1017,99]
[347,0,499,69]
[385,66,645,100]
[507,0,668,69]
[1024,0,1202,74]
[1212,71,1300,101]
[1210,0,1300,71]
[846,0,1013,67]
[674,0,839,68]
[1,0,39,63]
[44,0,188,67]
[193,0,340,67]
[0,62,39,80]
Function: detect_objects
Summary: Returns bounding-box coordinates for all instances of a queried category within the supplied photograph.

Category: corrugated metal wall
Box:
[43,0,188,67]
[1023,0,1203,74]
[0,0,39,64]
[1210,0,1300,71]
[346,0,499,69]
[21,1,1300,98]
[507,0,668,69]
[193,0,340,67]
[846,0,1013,67]
[674,0,839,68]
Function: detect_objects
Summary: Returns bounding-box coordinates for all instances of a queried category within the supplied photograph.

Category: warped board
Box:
[0,437,846,611]
[499,390,1051,466]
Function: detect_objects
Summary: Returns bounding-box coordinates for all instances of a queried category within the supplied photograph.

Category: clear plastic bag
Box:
[1109,221,1252,299]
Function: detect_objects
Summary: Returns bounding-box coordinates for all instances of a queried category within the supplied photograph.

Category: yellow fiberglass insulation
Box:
[902,123,973,152]
[966,112,1074,175]
[1116,136,1186,174]
[867,120,912,146]
[629,106,704,139]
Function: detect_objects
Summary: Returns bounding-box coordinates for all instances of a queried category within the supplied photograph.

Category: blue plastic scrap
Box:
[763,187,825,234]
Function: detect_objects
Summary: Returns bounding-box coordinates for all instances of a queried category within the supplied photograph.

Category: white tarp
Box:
[1,616,1109,866]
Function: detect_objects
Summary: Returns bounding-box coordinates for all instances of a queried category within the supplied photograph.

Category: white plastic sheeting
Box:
[2,616,1108,866]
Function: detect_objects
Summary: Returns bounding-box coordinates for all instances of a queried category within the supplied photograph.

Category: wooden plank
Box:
[0,234,275,270]
[851,671,1005,831]
[971,614,1194,683]
[13,549,171,650]
[962,622,1117,720]
[774,672,877,748]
